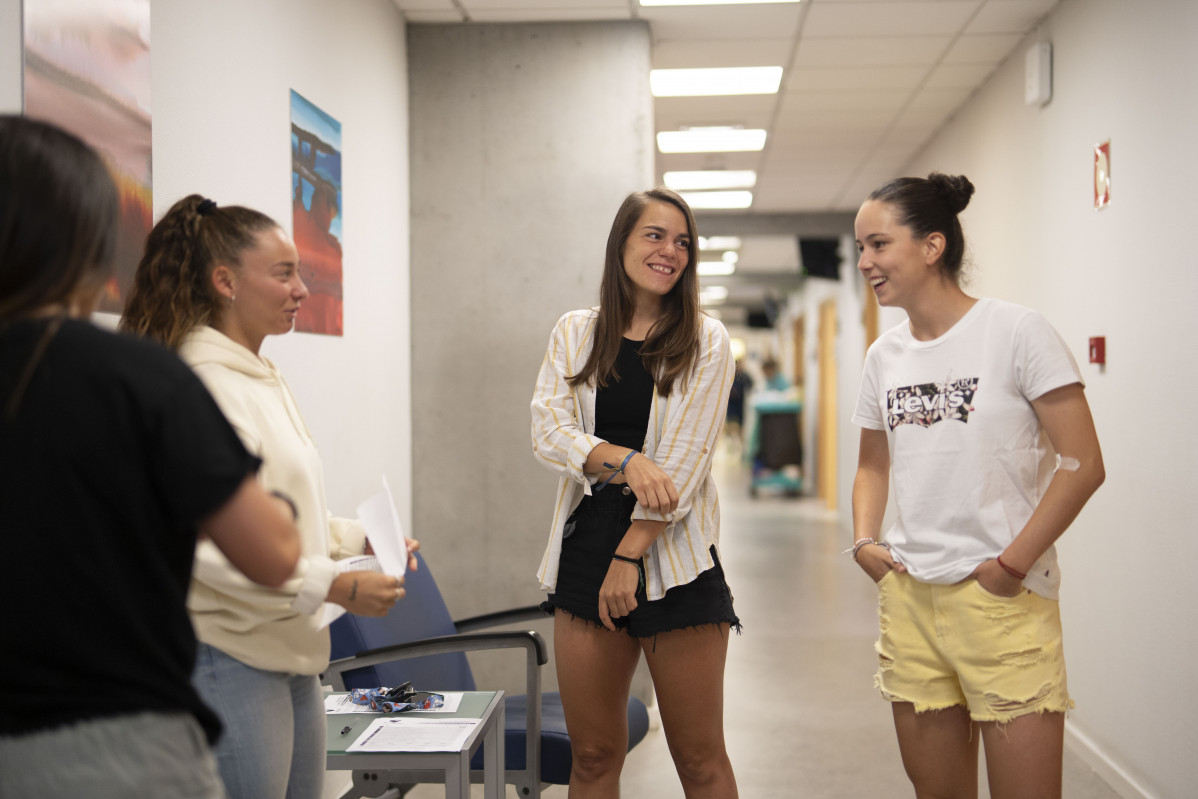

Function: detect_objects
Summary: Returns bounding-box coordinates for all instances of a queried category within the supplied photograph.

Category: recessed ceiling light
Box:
[698,261,737,277]
[657,129,766,153]
[681,190,754,210]
[664,170,757,191]
[642,0,797,5]
[651,67,783,97]
[699,236,743,251]
[700,285,730,305]
[722,251,739,264]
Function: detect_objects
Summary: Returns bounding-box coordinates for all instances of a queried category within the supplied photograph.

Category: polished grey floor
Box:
[386,445,1123,798]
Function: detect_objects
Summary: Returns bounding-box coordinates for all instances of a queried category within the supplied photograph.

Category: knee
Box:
[570,739,626,783]
[671,747,730,788]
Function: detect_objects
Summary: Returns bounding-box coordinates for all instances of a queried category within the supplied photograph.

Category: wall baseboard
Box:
[1065,722,1155,799]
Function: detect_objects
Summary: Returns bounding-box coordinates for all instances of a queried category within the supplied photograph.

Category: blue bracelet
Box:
[595,450,637,492]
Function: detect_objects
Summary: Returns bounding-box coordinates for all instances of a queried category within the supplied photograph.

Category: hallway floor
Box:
[399,445,1123,798]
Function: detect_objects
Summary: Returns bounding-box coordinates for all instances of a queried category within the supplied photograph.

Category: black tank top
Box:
[595,337,654,453]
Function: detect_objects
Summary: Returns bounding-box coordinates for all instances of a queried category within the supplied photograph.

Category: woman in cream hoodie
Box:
[122,195,415,799]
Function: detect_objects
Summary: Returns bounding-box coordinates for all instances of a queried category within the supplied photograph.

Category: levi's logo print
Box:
[887,378,979,430]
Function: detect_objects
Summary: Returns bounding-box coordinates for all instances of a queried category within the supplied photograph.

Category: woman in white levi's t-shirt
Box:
[850,173,1104,799]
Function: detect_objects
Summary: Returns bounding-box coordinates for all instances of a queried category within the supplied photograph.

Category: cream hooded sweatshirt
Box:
[181,326,366,674]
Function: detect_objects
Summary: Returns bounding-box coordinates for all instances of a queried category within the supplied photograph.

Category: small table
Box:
[326,690,505,799]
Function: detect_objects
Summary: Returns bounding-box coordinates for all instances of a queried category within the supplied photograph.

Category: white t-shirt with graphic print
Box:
[852,298,1083,599]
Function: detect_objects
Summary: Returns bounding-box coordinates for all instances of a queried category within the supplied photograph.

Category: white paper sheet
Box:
[347,717,480,753]
[356,475,409,578]
[325,691,465,715]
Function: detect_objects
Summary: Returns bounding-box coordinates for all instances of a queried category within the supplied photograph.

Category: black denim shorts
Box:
[542,484,740,637]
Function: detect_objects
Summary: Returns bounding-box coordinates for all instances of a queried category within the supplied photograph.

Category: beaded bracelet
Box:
[846,537,890,562]
[996,555,1027,580]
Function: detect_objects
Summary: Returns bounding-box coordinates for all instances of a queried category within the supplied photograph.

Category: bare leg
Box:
[553,611,641,798]
[892,703,979,799]
[642,625,738,799]
[980,712,1064,799]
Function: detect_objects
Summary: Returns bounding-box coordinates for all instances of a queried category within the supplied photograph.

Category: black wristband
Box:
[270,490,299,521]
[611,554,646,593]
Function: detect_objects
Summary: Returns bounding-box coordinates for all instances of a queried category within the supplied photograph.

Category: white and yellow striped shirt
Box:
[530,308,735,601]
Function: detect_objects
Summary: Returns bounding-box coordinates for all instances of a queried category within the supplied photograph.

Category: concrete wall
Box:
[1,0,413,531]
[406,21,655,697]
[897,0,1197,795]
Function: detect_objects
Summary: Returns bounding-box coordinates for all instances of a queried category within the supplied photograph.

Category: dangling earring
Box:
[228,294,236,308]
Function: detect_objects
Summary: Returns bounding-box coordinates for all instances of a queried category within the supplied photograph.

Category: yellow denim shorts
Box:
[874,570,1072,723]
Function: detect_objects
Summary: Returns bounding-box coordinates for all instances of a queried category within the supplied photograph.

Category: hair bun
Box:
[928,172,975,215]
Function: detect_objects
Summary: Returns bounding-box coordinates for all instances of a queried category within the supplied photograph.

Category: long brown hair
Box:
[0,115,118,422]
[120,194,278,350]
[0,115,118,322]
[569,187,702,398]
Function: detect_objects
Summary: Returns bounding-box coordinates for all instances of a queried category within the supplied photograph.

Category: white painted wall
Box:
[1,0,413,532]
[898,0,1198,795]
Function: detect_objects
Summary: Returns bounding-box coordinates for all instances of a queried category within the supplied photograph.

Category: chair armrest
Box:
[322,630,548,690]
[454,604,547,633]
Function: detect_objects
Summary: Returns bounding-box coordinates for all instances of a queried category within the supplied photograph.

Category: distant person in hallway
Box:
[531,187,740,797]
[121,196,418,799]
[0,115,301,798]
[725,358,753,448]
[850,172,1104,799]
[760,356,788,391]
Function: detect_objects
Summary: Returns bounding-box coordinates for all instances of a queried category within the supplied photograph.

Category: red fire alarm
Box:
[1089,337,1106,365]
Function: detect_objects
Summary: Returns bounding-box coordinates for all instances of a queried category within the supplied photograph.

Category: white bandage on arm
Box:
[1054,454,1081,473]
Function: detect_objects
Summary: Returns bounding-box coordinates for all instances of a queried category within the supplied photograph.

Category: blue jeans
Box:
[193,643,325,799]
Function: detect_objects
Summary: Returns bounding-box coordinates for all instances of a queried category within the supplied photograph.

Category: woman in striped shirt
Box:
[531,187,740,797]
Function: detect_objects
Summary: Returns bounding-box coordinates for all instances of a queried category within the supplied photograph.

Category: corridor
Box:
[399,447,1122,798]
[616,449,1122,797]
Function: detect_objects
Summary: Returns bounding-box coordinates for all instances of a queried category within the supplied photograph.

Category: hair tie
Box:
[197,198,217,216]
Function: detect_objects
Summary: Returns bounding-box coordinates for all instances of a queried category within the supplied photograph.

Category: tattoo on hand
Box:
[349,578,358,601]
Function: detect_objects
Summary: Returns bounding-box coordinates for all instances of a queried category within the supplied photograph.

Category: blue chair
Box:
[323,551,650,798]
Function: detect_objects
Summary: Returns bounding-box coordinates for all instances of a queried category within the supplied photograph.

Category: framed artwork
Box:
[23,0,152,314]
[290,90,343,336]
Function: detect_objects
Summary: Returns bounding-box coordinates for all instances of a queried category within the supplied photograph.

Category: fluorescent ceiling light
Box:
[722,251,739,264]
[699,236,742,251]
[657,129,766,153]
[698,261,736,277]
[700,285,730,305]
[681,190,754,210]
[643,0,797,5]
[651,67,783,97]
[664,170,757,191]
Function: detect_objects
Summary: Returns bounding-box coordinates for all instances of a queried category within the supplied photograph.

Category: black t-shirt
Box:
[595,337,654,453]
[0,318,259,742]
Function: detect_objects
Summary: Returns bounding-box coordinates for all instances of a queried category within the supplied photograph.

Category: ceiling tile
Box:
[460,0,626,9]
[923,61,997,88]
[639,5,804,42]
[786,65,929,92]
[904,85,973,113]
[779,89,908,113]
[394,0,457,11]
[468,8,629,22]
[652,39,794,69]
[803,1,984,38]
[791,35,953,68]
[965,0,1059,34]
[942,32,1023,64]
[404,10,466,22]
[655,94,778,130]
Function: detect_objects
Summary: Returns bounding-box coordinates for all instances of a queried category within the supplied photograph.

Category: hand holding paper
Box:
[357,476,417,577]
[319,477,418,628]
